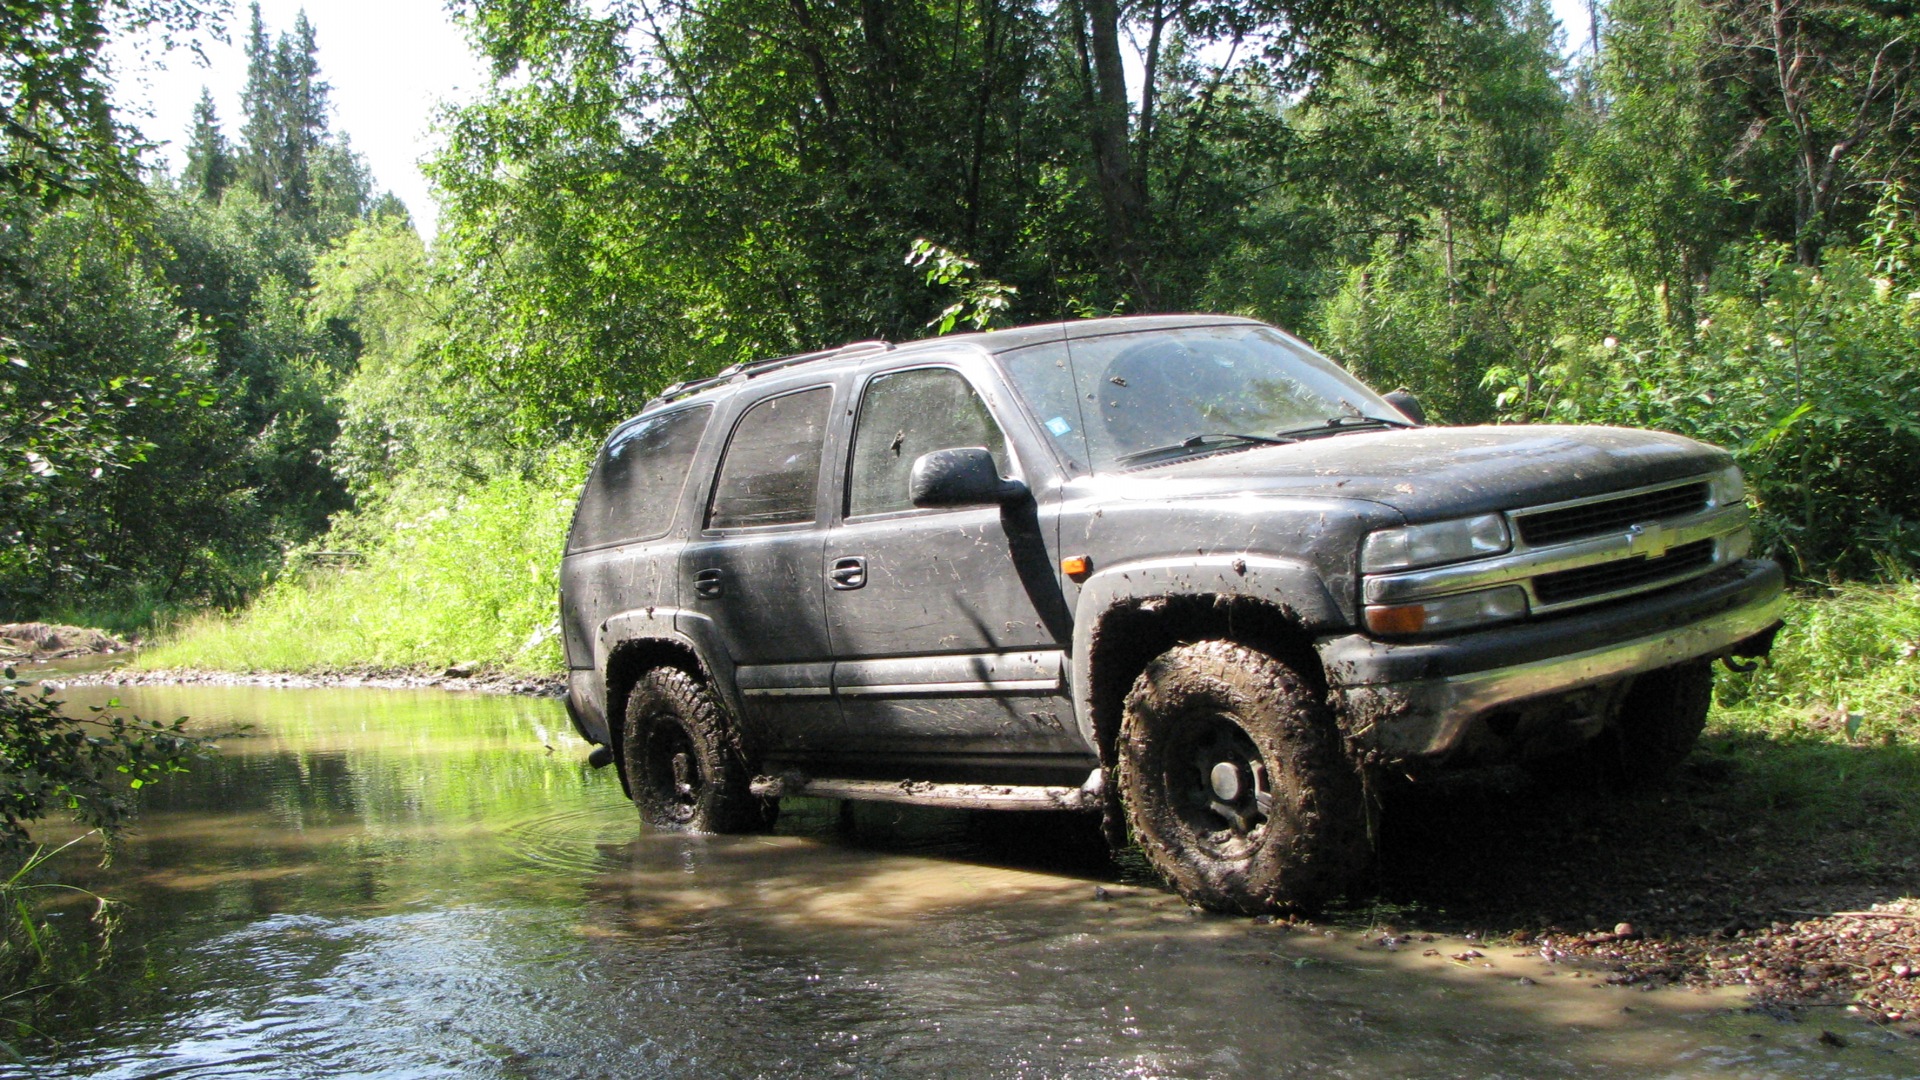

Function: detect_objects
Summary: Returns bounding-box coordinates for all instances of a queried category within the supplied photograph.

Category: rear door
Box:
[679,382,843,746]
[820,359,1081,774]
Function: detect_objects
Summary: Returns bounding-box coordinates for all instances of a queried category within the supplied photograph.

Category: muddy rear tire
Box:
[621,667,776,833]
[1115,640,1371,914]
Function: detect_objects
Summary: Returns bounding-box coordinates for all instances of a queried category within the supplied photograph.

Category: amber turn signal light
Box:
[1061,554,1092,580]
[1363,604,1428,635]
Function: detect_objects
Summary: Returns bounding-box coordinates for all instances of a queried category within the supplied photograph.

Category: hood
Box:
[1103,424,1731,520]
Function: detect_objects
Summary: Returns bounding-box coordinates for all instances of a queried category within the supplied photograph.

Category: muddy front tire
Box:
[1116,641,1371,914]
[1596,659,1714,788]
[621,667,776,833]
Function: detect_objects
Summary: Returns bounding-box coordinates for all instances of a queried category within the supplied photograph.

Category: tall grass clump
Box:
[142,454,586,675]
[1717,581,1920,741]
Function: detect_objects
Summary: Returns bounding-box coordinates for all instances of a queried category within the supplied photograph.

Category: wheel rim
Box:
[1165,712,1272,859]
[642,719,702,823]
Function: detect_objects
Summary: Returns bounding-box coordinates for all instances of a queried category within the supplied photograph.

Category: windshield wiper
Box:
[1114,432,1290,466]
[1270,416,1412,441]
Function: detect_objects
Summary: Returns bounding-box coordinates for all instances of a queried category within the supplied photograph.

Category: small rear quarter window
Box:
[567,404,713,553]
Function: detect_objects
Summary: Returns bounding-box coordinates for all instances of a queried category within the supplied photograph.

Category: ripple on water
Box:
[493,803,637,877]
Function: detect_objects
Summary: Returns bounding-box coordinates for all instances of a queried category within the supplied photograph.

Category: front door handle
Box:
[694,567,725,598]
[829,556,867,590]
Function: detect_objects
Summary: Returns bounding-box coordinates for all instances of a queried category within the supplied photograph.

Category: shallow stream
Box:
[7,680,1917,1078]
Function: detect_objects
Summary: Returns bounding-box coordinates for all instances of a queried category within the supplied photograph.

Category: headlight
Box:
[1361,513,1511,573]
[1365,586,1529,636]
[1708,465,1746,508]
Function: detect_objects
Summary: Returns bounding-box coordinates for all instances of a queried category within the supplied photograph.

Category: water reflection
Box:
[6,682,1914,1078]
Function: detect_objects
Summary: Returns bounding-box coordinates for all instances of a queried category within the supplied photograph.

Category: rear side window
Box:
[567,405,712,553]
[847,367,1009,518]
[708,386,832,529]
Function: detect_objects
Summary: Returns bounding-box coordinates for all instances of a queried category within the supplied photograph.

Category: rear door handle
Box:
[694,568,724,598]
[829,556,867,590]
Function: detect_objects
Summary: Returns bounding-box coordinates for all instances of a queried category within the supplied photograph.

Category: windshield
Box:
[997,324,1400,473]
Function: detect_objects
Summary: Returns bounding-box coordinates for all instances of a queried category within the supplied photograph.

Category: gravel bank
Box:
[59,664,566,698]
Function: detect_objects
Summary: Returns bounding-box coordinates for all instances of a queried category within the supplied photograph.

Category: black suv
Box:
[559,315,1783,912]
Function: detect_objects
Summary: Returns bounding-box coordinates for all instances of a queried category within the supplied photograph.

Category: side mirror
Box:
[1383,389,1427,426]
[909,447,1028,508]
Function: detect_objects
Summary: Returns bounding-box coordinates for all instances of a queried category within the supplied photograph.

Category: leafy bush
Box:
[0,675,201,856]
[142,450,587,674]
[1479,230,1920,578]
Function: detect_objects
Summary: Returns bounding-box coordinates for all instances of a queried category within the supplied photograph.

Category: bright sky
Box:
[111,1,488,238]
[111,0,1599,242]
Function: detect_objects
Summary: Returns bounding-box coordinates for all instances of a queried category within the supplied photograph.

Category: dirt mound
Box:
[0,622,132,661]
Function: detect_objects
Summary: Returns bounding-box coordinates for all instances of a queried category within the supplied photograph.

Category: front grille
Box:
[1532,539,1716,604]
[1516,483,1709,547]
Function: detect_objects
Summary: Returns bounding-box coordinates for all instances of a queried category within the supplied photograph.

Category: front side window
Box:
[708,387,832,529]
[567,404,713,552]
[846,367,1010,518]
[999,325,1398,472]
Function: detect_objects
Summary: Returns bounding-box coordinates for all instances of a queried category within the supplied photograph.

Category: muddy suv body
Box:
[559,315,1784,911]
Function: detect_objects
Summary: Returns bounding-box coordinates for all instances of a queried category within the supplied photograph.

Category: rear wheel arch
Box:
[603,637,715,799]
[621,665,776,833]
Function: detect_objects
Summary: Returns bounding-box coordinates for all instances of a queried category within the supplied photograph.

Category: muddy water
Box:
[9,681,1917,1078]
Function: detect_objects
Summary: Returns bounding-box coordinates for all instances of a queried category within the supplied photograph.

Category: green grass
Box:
[1703,580,1920,868]
[1717,579,1920,740]
[140,459,583,675]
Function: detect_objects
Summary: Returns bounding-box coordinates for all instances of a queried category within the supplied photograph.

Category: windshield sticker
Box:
[1045,416,1073,436]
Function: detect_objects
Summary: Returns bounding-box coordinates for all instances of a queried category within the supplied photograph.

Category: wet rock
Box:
[0,622,129,661]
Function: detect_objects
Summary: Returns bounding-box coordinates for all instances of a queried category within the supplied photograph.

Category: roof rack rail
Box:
[653,338,895,405]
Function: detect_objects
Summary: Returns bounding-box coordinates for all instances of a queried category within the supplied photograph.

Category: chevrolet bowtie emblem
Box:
[1624,521,1673,559]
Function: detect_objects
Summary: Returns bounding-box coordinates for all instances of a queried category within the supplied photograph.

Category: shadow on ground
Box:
[1354,733,1920,936]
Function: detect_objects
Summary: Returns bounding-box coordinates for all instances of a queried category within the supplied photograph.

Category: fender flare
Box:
[596,607,752,747]
[1067,554,1344,749]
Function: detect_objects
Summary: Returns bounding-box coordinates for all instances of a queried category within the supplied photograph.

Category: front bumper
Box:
[1319,558,1785,759]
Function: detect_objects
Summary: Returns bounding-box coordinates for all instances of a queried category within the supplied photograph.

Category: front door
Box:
[821,363,1081,775]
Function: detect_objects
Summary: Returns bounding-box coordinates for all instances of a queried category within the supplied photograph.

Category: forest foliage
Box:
[4,0,1920,639]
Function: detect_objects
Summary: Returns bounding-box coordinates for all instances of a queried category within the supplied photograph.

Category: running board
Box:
[750,769,1103,812]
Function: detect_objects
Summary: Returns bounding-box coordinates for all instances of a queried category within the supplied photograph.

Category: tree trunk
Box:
[1081,0,1156,307]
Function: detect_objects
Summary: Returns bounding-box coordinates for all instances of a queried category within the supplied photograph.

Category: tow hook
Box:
[586,745,615,769]
[1722,621,1783,673]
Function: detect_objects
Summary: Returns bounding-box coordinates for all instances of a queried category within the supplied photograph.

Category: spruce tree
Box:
[239,3,333,224]
[239,3,279,204]
[182,88,236,202]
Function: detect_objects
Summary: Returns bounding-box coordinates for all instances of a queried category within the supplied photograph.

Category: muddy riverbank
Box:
[1347,756,1920,1031]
